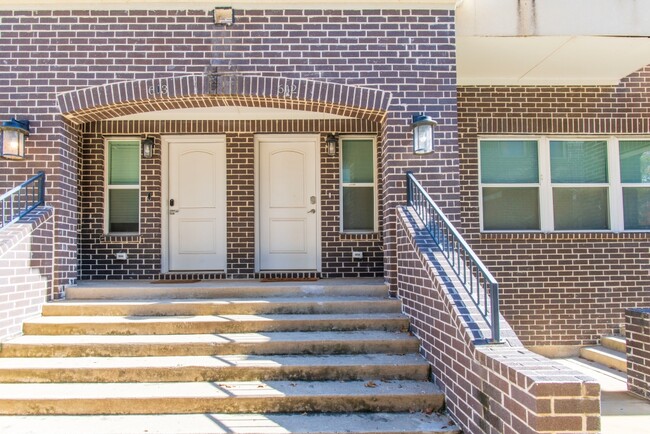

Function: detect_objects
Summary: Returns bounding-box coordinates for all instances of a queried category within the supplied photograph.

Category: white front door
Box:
[166,135,226,271]
[257,135,320,271]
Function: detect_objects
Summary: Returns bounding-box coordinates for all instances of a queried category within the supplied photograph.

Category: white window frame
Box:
[104,137,141,235]
[339,135,378,233]
[479,135,650,233]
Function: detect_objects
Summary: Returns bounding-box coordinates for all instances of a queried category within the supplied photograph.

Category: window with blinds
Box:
[105,139,140,234]
[340,137,377,233]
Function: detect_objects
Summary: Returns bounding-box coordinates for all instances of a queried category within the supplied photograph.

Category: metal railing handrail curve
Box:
[0,171,46,231]
[406,171,500,343]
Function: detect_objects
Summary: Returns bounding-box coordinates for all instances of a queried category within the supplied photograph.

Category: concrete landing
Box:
[557,357,650,434]
[0,412,461,434]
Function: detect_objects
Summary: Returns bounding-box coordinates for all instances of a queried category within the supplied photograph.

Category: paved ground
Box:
[557,357,650,433]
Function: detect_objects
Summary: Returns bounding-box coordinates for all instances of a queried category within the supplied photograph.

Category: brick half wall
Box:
[626,308,650,401]
[0,207,54,342]
[397,207,600,434]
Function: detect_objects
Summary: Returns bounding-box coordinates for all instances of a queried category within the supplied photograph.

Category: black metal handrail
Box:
[406,172,500,343]
[0,172,46,231]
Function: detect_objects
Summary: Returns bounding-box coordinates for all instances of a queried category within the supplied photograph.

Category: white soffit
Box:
[457,36,650,86]
[111,106,354,121]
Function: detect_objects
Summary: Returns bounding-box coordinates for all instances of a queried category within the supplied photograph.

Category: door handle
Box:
[170,209,179,215]
[307,209,316,214]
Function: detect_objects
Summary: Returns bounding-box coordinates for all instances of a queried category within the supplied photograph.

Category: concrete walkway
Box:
[556,357,650,433]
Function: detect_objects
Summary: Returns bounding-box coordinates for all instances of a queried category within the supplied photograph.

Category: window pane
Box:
[482,187,540,230]
[109,189,139,232]
[620,140,650,184]
[550,140,607,183]
[342,187,374,231]
[623,187,650,230]
[553,187,609,230]
[341,139,374,183]
[480,140,539,183]
[109,141,140,185]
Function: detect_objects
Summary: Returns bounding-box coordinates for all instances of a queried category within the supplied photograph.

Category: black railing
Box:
[406,172,500,343]
[0,172,46,231]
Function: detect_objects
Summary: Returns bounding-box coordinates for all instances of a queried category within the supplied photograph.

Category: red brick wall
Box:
[397,207,601,434]
[458,66,650,347]
[0,8,459,289]
[0,208,53,341]
[79,119,384,279]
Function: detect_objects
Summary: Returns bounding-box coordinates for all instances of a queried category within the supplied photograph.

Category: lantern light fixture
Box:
[0,118,30,160]
[411,113,436,155]
[326,133,338,157]
[141,137,154,159]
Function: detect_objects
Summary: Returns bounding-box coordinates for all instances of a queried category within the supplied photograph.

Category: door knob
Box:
[307,209,316,214]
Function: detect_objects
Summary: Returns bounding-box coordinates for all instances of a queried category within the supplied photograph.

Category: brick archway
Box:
[57,74,391,123]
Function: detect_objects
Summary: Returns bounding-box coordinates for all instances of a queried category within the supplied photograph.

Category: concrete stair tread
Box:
[580,345,627,373]
[601,335,626,353]
[0,353,427,371]
[0,380,445,415]
[0,412,461,434]
[22,313,409,335]
[67,279,388,300]
[0,379,440,399]
[0,330,420,358]
[42,297,400,316]
[4,330,413,345]
[27,313,406,324]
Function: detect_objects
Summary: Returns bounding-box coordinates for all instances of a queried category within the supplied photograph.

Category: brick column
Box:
[626,308,650,400]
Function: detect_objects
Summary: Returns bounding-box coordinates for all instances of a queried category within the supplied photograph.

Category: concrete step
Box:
[0,412,461,434]
[66,279,388,300]
[42,297,401,317]
[0,380,445,415]
[22,313,409,335]
[580,345,627,373]
[601,335,626,353]
[0,330,420,358]
[0,353,430,383]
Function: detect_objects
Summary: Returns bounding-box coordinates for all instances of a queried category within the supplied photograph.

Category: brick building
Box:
[0,0,649,365]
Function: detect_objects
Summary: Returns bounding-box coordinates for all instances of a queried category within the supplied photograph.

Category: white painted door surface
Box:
[168,136,226,271]
[258,135,320,271]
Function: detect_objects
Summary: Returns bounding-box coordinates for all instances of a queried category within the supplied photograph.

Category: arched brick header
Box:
[57,75,391,124]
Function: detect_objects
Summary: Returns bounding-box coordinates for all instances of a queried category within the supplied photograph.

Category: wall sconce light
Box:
[326,133,338,157]
[214,7,235,26]
[411,113,437,155]
[0,118,30,160]
[141,137,154,158]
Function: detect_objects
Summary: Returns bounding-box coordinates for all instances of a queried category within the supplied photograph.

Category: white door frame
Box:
[161,134,227,273]
[254,134,322,272]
